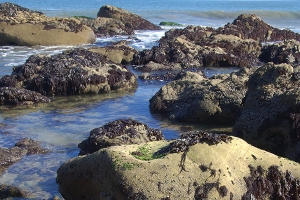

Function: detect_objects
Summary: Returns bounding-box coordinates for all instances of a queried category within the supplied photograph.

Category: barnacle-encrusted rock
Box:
[0,48,137,95]
[132,14,300,71]
[57,135,300,200]
[0,2,95,46]
[78,118,164,155]
[149,67,256,124]
[0,87,51,106]
[233,62,300,161]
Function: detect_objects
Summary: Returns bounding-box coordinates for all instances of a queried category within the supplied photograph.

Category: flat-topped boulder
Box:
[0,2,96,46]
[57,132,300,200]
[0,48,137,95]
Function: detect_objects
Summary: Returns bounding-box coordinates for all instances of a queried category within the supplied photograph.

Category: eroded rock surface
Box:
[57,134,300,200]
[0,2,96,46]
[149,68,256,124]
[0,48,137,95]
[233,63,300,161]
[78,118,165,155]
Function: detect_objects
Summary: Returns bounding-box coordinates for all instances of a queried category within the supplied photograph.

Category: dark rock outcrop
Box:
[133,14,300,71]
[0,87,51,106]
[97,5,161,31]
[0,3,95,46]
[233,63,300,161]
[149,68,256,124]
[78,118,165,155]
[0,48,137,95]
[78,16,134,37]
[217,14,300,42]
[260,39,300,66]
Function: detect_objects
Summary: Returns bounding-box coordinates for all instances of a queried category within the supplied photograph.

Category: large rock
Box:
[149,68,256,124]
[78,118,165,155]
[233,63,300,161]
[57,132,300,200]
[0,48,137,95]
[97,5,161,31]
[0,87,51,106]
[132,14,300,70]
[0,3,96,46]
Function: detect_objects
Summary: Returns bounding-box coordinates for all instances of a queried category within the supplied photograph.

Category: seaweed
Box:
[242,165,300,199]
[156,131,232,155]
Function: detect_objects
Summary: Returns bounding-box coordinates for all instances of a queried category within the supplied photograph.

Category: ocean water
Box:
[0,0,299,199]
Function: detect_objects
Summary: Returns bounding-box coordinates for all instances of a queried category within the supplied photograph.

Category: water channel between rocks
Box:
[0,31,235,198]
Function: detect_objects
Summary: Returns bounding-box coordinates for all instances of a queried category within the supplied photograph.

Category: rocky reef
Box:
[132,14,300,71]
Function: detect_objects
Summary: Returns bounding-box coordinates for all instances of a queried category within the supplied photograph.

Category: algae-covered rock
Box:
[57,134,300,200]
[233,62,300,161]
[0,48,137,95]
[78,118,165,155]
[149,67,256,124]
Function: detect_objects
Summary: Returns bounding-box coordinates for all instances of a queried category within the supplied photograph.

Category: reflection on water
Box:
[0,76,233,198]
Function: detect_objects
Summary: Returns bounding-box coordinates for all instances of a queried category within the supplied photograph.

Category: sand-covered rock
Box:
[0,48,137,95]
[57,132,300,200]
[0,2,96,46]
[89,41,137,64]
